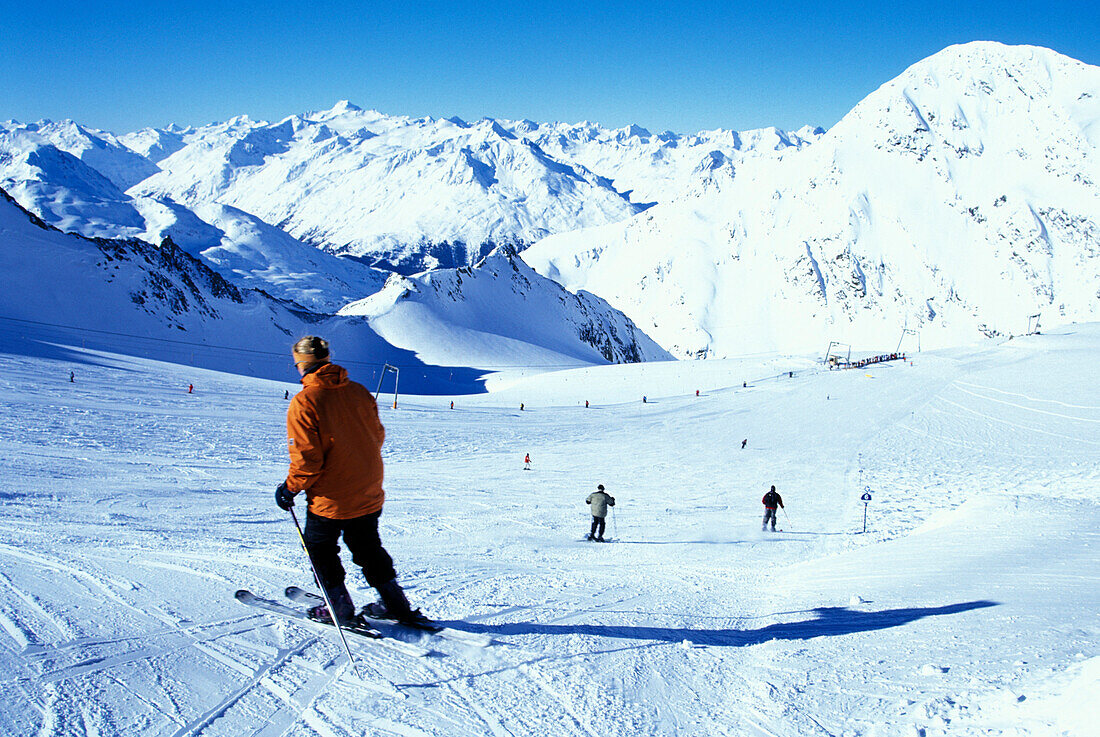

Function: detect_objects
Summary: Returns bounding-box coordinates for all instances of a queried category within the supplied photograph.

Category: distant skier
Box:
[524,453,531,470]
[642,395,647,403]
[586,484,615,541]
[520,403,525,411]
[284,389,289,400]
[762,485,784,532]
[585,400,589,408]
[274,335,424,625]
[741,439,747,450]
[188,383,193,394]
[450,401,454,410]
[69,371,74,383]
[696,389,700,396]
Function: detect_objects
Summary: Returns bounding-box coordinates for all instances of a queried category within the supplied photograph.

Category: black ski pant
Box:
[304,509,397,615]
[590,515,606,539]
[762,508,778,530]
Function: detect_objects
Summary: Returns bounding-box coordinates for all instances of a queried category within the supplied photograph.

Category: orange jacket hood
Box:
[301,362,348,389]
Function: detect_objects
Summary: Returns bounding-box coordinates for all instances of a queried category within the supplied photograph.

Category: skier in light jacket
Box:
[585,484,615,541]
[274,336,423,625]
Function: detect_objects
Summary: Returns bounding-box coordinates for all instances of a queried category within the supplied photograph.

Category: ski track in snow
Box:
[0,327,1097,735]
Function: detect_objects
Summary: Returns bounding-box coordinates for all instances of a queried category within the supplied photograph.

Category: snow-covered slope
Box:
[0,186,449,387]
[340,244,671,377]
[0,186,657,388]
[524,42,1100,357]
[0,316,1095,735]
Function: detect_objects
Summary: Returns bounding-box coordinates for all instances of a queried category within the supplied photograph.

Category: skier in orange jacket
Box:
[275,336,421,625]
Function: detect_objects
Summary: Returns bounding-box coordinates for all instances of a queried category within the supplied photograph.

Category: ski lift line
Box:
[0,315,600,372]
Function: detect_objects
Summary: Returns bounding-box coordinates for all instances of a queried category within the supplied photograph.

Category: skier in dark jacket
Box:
[586,484,615,541]
[762,485,784,532]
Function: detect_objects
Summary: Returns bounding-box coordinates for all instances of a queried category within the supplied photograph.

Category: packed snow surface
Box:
[1,322,1096,735]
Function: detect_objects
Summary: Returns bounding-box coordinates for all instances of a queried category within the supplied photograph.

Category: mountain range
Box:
[2,41,1098,372]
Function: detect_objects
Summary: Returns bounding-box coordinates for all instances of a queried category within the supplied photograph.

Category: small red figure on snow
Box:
[450,401,454,409]
[585,400,589,408]
[696,389,700,396]
[524,453,531,470]
[188,383,193,394]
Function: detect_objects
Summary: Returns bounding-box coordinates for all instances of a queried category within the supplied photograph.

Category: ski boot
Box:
[306,588,357,625]
[363,579,431,626]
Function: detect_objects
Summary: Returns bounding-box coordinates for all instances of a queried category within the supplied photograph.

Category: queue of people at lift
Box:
[828,352,906,370]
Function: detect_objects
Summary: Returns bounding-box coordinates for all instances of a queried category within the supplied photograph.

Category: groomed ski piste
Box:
[0,323,1097,736]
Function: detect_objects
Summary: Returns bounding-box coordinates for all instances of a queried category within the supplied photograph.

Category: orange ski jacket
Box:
[285,363,385,519]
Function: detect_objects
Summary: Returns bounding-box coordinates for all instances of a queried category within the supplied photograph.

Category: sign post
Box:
[860,488,872,533]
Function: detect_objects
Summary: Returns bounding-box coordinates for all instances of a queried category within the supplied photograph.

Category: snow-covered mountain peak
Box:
[831,41,1100,161]
[615,123,653,141]
[524,42,1100,357]
[2,118,160,191]
[338,238,670,369]
[327,99,363,115]
[118,126,189,164]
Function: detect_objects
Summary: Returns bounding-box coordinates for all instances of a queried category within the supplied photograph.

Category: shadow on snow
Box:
[443,600,998,648]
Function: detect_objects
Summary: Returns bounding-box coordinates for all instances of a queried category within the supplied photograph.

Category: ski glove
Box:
[275,481,296,511]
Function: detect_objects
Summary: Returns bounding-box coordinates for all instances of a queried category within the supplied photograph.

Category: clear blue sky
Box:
[2,1,1097,135]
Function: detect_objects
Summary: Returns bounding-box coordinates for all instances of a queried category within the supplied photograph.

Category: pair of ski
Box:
[236,587,489,655]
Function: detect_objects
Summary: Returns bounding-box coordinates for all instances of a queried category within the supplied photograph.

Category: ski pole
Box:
[611,504,618,540]
[781,507,792,531]
[288,506,363,681]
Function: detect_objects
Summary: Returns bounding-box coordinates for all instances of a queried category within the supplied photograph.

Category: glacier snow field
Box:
[0,325,1096,736]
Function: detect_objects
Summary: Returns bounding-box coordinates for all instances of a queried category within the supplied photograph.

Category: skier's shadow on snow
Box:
[443,600,998,647]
